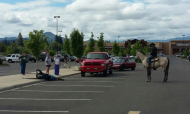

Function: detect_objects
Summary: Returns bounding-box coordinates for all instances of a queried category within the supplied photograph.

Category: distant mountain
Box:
[0,32,65,43]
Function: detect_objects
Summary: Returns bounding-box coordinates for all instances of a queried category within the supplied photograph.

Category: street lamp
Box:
[58,30,62,54]
[54,16,60,54]
[118,36,120,43]
[182,35,185,52]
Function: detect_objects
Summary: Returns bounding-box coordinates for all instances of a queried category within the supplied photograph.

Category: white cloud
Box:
[0,0,190,41]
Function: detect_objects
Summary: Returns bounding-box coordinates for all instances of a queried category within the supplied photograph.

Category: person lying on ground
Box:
[36,69,64,81]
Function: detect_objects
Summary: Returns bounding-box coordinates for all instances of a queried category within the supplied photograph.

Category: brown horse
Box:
[136,51,170,83]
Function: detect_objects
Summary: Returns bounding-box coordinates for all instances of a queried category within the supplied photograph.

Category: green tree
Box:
[112,40,120,56]
[70,28,84,61]
[49,41,59,51]
[126,42,131,55]
[24,30,48,71]
[48,50,56,56]
[5,46,13,55]
[131,41,143,56]
[63,34,71,55]
[0,43,6,52]
[17,32,24,47]
[119,46,125,57]
[97,32,105,52]
[84,32,95,55]
[184,48,190,56]
[143,45,151,55]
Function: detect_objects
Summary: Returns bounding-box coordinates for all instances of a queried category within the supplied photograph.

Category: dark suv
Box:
[26,54,36,63]
[38,54,47,61]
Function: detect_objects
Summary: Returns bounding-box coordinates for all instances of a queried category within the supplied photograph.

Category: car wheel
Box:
[8,59,12,63]
[109,68,112,74]
[81,71,85,77]
[131,68,135,70]
[103,69,107,77]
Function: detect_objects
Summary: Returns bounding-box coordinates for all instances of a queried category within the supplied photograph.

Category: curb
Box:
[0,72,80,93]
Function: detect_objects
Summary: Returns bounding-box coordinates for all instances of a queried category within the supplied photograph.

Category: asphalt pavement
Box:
[0,55,190,114]
[0,61,78,76]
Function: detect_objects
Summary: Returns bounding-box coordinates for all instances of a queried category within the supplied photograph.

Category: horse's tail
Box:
[166,58,170,72]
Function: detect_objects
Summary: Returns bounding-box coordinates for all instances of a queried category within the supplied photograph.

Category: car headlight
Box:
[101,64,105,66]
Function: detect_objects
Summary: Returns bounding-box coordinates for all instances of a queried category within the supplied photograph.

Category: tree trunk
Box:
[36,60,38,74]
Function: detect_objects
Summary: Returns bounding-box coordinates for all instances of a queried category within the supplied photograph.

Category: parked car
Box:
[80,52,113,77]
[26,54,36,63]
[186,55,190,60]
[68,55,75,61]
[175,53,181,57]
[0,55,6,61]
[112,57,136,71]
[75,56,86,63]
[6,54,21,63]
[38,54,47,61]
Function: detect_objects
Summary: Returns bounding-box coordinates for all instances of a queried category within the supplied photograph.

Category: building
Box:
[83,39,190,55]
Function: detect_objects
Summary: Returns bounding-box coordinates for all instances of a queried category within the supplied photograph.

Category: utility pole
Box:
[182,35,185,52]
[58,30,62,54]
[118,36,120,43]
[54,16,60,54]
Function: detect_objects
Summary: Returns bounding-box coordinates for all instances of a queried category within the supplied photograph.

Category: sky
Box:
[0,0,190,41]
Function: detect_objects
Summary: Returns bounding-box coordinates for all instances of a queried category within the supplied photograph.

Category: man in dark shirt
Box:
[147,43,157,69]
[19,53,28,75]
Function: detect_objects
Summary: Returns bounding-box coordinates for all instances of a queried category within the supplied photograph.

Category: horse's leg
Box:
[146,68,150,82]
[149,70,152,82]
[146,68,151,82]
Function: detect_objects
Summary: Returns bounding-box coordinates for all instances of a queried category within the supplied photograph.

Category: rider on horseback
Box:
[147,43,157,69]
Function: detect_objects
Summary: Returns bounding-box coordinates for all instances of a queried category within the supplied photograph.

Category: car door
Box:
[12,55,16,61]
[16,55,20,61]
[125,58,134,68]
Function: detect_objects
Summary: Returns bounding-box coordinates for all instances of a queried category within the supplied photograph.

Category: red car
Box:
[75,56,86,63]
[112,57,136,71]
[80,52,113,77]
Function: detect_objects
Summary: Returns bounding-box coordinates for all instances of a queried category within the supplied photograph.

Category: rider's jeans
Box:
[147,55,154,67]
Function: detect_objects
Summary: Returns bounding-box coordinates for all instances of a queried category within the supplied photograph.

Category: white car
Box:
[6,54,21,63]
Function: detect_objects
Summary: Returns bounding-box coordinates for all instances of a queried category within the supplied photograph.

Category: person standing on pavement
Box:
[45,53,51,74]
[54,54,60,75]
[18,53,28,75]
[64,54,68,68]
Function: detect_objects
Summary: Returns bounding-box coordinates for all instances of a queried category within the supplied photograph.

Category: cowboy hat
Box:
[149,43,156,46]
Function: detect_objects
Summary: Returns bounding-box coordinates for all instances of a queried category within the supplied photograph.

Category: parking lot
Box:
[0,61,78,76]
[1,56,190,114]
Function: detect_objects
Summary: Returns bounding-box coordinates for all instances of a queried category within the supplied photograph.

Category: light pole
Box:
[182,35,185,52]
[58,30,62,54]
[118,36,120,43]
[54,16,60,54]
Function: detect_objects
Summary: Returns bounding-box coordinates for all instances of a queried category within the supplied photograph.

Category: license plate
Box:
[94,68,98,69]
[86,68,90,69]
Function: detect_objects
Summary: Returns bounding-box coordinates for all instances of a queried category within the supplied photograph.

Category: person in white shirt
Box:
[45,53,51,74]
[54,54,60,75]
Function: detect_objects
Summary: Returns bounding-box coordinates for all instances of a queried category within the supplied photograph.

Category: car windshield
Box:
[113,58,125,63]
[86,53,106,59]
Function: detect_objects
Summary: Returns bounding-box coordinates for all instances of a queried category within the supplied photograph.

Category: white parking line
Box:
[0,110,69,113]
[65,78,126,80]
[0,98,91,101]
[12,90,104,93]
[0,82,46,94]
[65,81,121,83]
[39,84,114,88]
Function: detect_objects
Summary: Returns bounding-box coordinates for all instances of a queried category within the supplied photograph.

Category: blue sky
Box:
[0,0,190,40]
[0,0,72,7]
